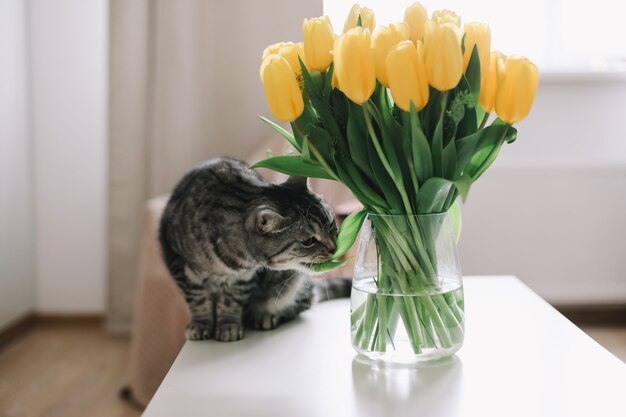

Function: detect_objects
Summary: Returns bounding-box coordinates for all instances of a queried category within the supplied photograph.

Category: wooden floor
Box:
[0,322,624,417]
[0,322,141,417]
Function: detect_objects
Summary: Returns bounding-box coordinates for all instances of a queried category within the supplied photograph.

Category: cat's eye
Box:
[301,237,317,248]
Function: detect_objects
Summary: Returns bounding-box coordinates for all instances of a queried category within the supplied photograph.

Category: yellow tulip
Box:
[403,1,428,43]
[334,27,376,104]
[432,9,461,27]
[303,16,335,71]
[479,51,505,113]
[260,55,304,122]
[424,23,463,91]
[372,22,410,87]
[260,42,306,81]
[389,22,410,40]
[495,55,539,123]
[387,41,429,111]
[279,42,307,75]
[463,22,490,78]
[262,42,286,60]
[343,4,376,33]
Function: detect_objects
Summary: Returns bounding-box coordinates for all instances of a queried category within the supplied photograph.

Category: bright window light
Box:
[324,0,626,72]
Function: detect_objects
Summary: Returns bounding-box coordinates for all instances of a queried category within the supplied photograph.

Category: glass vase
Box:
[350,212,464,363]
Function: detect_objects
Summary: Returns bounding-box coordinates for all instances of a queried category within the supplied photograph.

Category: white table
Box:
[143,276,626,417]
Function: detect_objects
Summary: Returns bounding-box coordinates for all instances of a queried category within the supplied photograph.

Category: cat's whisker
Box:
[273,272,297,307]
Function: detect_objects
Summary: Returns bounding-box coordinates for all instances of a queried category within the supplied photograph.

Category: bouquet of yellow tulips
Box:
[255,2,538,359]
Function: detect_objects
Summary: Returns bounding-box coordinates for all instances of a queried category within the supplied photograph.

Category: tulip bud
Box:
[478,51,505,113]
[262,42,286,60]
[260,55,305,122]
[424,23,463,91]
[263,42,306,78]
[343,4,376,33]
[303,16,335,71]
[495,55,539,123]
[260,42,307,82]
[387,41,429,112]
[432,9,461,27]
[463,22,490,78]
[389,22,410,40]
[372,22,410,87]
[334,27,376,104]
[279,42,307,75]
[403,1,428,43]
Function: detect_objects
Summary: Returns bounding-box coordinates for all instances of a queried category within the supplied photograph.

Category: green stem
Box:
[350,301,366,327]
[362,294,377,349]
[376,294,388,351]
[479,111,490,129]
[362,106,438,280]
[420,295,453,347]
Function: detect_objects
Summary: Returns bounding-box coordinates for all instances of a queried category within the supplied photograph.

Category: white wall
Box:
[459,77,626,304]
[29,0,108,312]
[0,0,36,329]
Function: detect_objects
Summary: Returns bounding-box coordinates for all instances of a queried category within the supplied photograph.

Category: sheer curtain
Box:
[107,0,322,332]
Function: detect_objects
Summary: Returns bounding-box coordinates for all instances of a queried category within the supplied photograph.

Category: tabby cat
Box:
[159,158,348,342]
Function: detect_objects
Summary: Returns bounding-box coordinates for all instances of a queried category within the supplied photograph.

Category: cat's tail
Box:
[313,278,352,303]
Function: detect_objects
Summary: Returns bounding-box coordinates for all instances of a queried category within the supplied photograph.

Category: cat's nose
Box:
[325,238,336,254]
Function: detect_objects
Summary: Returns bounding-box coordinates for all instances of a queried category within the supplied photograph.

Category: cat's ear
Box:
[283,176,308,190]
[255,209,286,234]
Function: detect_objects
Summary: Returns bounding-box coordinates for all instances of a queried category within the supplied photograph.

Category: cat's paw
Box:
[185,321,214,340]
[215,323,244,342]
[253,314,280,331]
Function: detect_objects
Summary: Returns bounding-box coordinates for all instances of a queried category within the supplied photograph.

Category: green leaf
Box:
[251,156,335,180]
[449,201,462,243]
[330,88,349,133]
[465,45,481,104]
[416,178,454,214]
[366,130,403,212]
[299,57,343,142]
[305,124,336,170]
[400,110,419,196]
[464,125,517,180]
[301,135,311,162]
[291,102,319,149]
[408,107,432,185]
[431,116,444,177]
[367,102,403,184]
[423,86,441,137]
[259,116,300,152]
[330,209,367,261]
[334,156,388,209]
[455,124,510,177]
[442,139,457,180]
[453,174,472,202]
[310,257,351,273]
[372,90,413,204]
[346,102,375,181]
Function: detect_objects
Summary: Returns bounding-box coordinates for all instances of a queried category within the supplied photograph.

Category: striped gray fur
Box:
[159,158,349,342]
